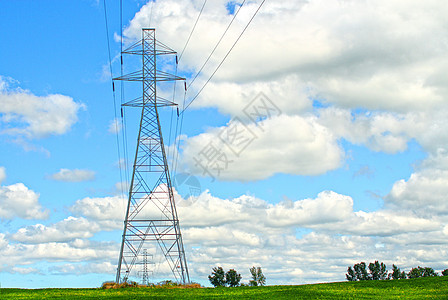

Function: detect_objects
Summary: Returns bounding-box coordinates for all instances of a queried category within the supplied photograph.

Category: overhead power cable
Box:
[148,0,155,28]
[172,88,188,177]
[103,0,125,198]
[178,0,208,61]
[182,0,267,114]
[119,0,131,189]
[169,0,209,174]
[187,0,247,89]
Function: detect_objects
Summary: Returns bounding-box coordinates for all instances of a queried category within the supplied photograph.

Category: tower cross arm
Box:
[113,70,185,82]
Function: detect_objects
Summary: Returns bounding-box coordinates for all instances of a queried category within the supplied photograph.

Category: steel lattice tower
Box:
[114,29,189,284]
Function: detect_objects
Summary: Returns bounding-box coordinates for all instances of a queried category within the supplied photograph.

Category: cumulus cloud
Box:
[176,190,441,239]
[67,188,352,231]
[386,168,448,216]
[125,0,448,114]
[49,261,116,275]
[312,210,440,237]
[318,107,411,153]
[108,118,122,134]
[180,115,343,181]
[121,0,448,184]
[10,267,40,275]
[0,229,118,274]
[177,191,255,227]
[0,238,118,270]
[186,230,379,284]
[49,168,96,182]
[185,227,263,247]
[10,217,98,243]
[0,166,5,184]
[265,191,353,227]
[70,195,125,229]
[181,190,447,283]
[190,75,313,117]
[0,76,84,139]
[3,0,448,285]
[1,184,447,284]
[0,181,48,220]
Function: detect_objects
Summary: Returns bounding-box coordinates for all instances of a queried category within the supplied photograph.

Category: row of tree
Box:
[346,261,448,281]
[208,266,266,287]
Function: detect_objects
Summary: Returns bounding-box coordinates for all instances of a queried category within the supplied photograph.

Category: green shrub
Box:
[408,266,438,278]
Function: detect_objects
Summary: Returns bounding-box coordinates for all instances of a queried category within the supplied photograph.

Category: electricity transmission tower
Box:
[137,249,153,285]
[114,28,189,285]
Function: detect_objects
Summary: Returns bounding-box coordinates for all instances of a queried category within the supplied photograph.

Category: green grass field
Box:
[1,276,447,299]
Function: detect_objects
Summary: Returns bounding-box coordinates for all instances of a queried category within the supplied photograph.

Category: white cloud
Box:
[177,191,264,227]
[180,190,448,283]
[10,217,98,243]
[180,115,343,181]
[317,107,448,155]
[125,0,448,115]
[10,137,51,156]
[190,75,312,117]
[108,118,122,134]
[0,76,85,139]
[50,169,96,182]
[0,239,118,269]
[265,191,353,227]
[318,107,411,154]
[113,181,129,195]
[316,70,444,112]
[122,0,448,181]
[2,0,448,285]
[70,195,125,229]
[49,261,116,275]
[312,210,440,237]
[185,227,263,247]
[0,166,5,184]
[177,189,441,239]
[10,267,40,275]
[0,233,8,250]
[0,182,48,220]
[0,185,447,284]
[386,168,448,216]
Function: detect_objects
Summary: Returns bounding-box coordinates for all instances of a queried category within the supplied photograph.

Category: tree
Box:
[442,269,448,276]
[388,264,406,280]
[346,261,389,281]
[225,269,242,287]
[354,262,370,281]
[249,266,266,286]
[408,266,438,278]
[208,267,226,287]
[368,261,388,280]
[346,262,369,281]
[346,266,356,281]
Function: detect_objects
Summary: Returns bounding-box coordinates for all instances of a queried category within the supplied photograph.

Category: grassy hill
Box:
[1,276,447,299]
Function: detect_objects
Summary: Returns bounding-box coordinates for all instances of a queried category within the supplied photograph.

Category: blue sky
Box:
[1,0,447,288]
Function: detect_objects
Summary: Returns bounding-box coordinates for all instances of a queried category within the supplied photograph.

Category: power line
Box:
[148,0,155,28]
[103,0,113,81]
[173,89,188,177]
[187,0,247,89]
[171,1,247,175]
[167,60,180,171]
[103,0,125,198]
[119,0,131,189]
[182,0,267,114]
[178,0,208,61]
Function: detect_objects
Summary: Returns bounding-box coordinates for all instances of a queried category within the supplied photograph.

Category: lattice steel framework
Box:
[137,249,153,285]
[114,29,189,284]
